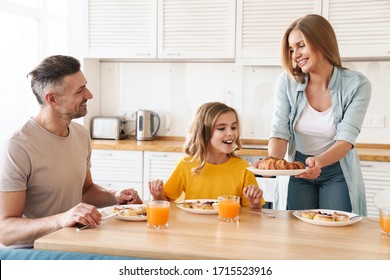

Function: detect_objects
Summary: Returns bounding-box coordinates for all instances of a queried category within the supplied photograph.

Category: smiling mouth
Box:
[297,58,308,67]
[223,140,233,144]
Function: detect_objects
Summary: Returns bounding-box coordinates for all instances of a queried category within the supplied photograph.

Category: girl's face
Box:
[208,111,238,156]
[288,30,318,74]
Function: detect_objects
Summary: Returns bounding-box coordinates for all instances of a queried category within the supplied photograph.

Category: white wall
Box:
[84,60,390,144]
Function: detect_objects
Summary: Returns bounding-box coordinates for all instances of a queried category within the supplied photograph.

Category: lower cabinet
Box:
[143,151,185,200]
[90,149,144,196]
[361,161,390,217]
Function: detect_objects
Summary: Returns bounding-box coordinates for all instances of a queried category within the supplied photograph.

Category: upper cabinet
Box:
[88,0,157,59]
[158,0,236,60]
[87,0,235,60]
[236,0,390,65]
[235,0,321,65]
[86,0,390,63]
[323,0,390,60]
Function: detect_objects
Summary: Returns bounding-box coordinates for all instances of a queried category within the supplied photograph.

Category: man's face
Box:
[54,71,93,119]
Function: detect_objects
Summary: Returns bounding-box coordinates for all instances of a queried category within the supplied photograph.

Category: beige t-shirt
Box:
[0,118,91,218]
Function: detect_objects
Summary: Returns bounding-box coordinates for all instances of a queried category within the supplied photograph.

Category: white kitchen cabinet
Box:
[323,0,390,60]
[236,0,321,65]
[158,0,236,60]
[361,161,390,218]
[90,149,144,195]
[87,0,235,60]
[143,151,184,200]
[236,0,390,65]
[87,0,157,59]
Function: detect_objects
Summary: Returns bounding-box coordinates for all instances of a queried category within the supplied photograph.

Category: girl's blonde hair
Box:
[280,14,343,83]
[184,102,242,174]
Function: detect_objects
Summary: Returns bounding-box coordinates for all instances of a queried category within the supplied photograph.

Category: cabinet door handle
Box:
[151,154,168,158]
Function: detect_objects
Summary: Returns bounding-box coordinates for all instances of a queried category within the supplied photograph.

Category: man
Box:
[0,55,142,247]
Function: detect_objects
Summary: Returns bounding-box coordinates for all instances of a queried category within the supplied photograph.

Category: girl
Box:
[149,102,264,208]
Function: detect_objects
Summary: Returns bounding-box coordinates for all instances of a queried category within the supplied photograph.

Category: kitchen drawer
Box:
[361,161,390,217]
[95,180,143,196]
[91,150,143,183]
[143,151,184,200]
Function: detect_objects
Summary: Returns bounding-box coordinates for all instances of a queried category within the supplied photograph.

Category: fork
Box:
[350,215,378,222]
[242,209,276,218]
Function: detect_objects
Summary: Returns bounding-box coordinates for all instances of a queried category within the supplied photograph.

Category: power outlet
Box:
[363,116,385,128]
[121,111,136,121]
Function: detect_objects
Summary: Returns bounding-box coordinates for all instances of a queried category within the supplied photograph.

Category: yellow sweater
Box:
[164,156,264,207]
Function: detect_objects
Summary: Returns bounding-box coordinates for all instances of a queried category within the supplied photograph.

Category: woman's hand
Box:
[296,156,321,179]
[243,185,263,209]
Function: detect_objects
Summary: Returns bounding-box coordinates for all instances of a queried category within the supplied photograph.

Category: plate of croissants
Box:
[247,156,307,176]
[293,209,362,227]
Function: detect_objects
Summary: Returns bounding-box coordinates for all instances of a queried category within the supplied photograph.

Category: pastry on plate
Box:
[114,204,147,216]
[182,200,217,210]
[257,157,305,170]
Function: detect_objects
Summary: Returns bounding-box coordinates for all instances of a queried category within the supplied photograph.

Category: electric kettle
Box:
[136,109,161,140]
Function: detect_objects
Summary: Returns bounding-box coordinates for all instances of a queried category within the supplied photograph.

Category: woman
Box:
[149,102,264,208]
[257,14,371,215]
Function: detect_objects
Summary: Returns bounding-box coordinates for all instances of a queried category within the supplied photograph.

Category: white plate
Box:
[293,209,362,227]
[103,205,147,221]
[176,199,218,215]
[247,167,307,177]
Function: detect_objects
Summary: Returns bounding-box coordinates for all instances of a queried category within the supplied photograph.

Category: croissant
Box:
[257,157,305,170]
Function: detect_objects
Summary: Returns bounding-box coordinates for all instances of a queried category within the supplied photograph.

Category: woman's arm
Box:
[268,137,289,159]
[297,140,352,179]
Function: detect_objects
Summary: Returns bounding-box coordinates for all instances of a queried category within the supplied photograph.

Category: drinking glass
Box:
[379,207,390,235]
[218,195,240,222]
[146,200,170,229]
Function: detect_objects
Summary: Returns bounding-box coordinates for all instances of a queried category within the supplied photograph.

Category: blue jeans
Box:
[287,151,352,211]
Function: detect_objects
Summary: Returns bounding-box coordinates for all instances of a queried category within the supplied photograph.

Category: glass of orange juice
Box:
[218,195,240,222]
[379,207,390,235]
[146,200,170,229]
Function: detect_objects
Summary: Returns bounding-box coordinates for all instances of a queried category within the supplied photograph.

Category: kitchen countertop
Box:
[91,138,390,162]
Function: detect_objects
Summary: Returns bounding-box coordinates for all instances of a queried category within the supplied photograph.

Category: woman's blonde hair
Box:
[184,102,242,174]
[280,14,342,83]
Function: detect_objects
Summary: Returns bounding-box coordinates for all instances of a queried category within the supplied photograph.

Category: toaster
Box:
[91,116,126,140]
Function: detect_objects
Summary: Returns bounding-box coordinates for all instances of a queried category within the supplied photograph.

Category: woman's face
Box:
[209,111,238,156]
[288,30,318,74]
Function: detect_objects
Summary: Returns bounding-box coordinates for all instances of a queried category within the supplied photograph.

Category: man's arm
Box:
[0,191,63,246]
[81,170,142,207]
[0,190,102,247]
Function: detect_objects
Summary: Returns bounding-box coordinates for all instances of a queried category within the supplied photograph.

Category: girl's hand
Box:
[243,185,263,209]
[148,179,166,200]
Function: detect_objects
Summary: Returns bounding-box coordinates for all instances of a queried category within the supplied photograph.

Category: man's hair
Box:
[27,55,81,105]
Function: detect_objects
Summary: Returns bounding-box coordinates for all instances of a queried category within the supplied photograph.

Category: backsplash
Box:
[84,60,390,144]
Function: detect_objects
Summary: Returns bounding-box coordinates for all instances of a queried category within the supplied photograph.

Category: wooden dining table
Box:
[34,205,390,260]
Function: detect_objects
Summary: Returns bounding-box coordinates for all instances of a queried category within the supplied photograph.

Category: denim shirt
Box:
[270,67,371,215]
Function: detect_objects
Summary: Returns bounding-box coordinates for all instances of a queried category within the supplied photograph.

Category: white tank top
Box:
[295,102,336,156]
